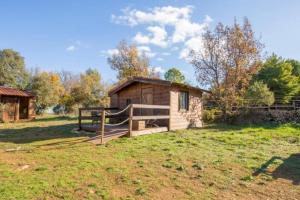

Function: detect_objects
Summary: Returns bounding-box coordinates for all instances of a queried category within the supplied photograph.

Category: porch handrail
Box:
[105,118,129,126]
[105,104,131,116]
[132,104,170,109]
[78,104,171,143]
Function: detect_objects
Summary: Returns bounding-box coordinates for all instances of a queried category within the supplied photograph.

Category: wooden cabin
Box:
[109,77,208,131]
[0,86,35,122]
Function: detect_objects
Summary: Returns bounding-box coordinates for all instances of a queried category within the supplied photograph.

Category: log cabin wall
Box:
[0,96,35,122]
[28,97,36,119]
[110,82,170,126]
[109,81,203,130]
[0,87,36,122]
[112,82,170,109]
[0,96,19,122]
[169,87,203,130]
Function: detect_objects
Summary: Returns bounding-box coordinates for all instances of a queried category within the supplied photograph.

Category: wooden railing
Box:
[128,104,170,136]
[78,104,170,144]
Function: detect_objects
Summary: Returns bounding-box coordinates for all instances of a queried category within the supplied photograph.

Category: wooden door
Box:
[19,97,29,119]
[141,88,153,115]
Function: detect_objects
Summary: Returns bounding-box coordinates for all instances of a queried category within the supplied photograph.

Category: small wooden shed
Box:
[0,86,35,122]
[109,77,208,130]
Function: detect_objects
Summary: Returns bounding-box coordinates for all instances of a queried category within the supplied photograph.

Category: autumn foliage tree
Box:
[58,69,109,113]
[28,71,65,113]
[191,18,263,115]
[108,40,149,80]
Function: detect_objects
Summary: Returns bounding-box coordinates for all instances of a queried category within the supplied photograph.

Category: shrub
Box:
[135,187,146,196]
[246,81,275,106]
[203,108,222,123]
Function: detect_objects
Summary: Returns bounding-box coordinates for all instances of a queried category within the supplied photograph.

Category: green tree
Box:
[69,68,109,108]
[164,68,185,83]
[107,40,149,80]
[246,81,275,106]
[0,49,28,89]
[286,59,300,76]
[254,55,300,103]
[29,71,65,113]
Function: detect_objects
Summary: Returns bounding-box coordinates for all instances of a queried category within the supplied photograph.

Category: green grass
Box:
[0,116,299,200]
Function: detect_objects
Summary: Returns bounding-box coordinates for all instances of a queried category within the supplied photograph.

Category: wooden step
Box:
[89,132,128,145]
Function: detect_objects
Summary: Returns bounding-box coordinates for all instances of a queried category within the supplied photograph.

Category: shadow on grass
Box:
[0,123,97,144]
[253,154,300,185]
[33,115,77,122]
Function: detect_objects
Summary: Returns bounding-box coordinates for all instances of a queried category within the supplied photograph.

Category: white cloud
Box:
[172,18,208,43]
[133,26,168,48]
[100,49,119,57]
[156,57,164,61]
[66,45,77,52]
[112,6,193,26]
[133,32,151,44]
[180,36,204,59]
[112,6,212,61]
[107,49,119,56]
[151,66,165,73]
[66,40,87,52]
[137,46,156,58]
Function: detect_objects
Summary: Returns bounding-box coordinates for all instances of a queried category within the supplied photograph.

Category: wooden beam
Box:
[15,98,20,121]
[132,115,170,120]
[78,116,100,120]
[132,104,170,109]
[101,109,105,144]
[128,104,133,137]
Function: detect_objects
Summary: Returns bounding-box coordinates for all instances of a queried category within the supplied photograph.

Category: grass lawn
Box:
[0,115,299,200]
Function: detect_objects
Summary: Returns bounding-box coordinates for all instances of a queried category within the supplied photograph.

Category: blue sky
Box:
[0,0,300,85]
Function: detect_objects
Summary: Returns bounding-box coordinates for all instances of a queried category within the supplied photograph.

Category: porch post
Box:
[101,109,105,144]
[15,98,20,121]
[128,104,133,137]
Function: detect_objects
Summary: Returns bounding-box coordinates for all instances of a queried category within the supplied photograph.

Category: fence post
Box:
[128,104,133,137]
[293,101,296,110]
[78,108,82,130]
[101,109,105,144]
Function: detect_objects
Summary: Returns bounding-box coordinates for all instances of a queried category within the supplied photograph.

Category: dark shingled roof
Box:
[0,86,35,97]
[108,77,210,96]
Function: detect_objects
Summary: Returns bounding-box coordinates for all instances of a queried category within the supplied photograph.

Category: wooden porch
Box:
[78,104,170,144]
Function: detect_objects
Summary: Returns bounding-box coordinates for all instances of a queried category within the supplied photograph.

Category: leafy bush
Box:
[53,105,65,115]
[203,108,222,123]
[246,81,275,106]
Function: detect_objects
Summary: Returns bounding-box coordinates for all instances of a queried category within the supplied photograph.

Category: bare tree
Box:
[191,18,263,114]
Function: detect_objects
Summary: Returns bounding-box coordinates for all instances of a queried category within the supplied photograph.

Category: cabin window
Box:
[179,91,189,111]
[126,99,132,105]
